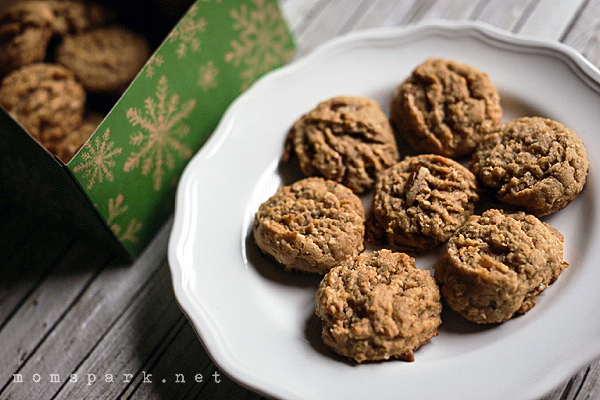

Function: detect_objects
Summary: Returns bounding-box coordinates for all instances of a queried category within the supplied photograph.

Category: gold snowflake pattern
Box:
[73,128,123,190]
[168,5,207,59]
[123,75,197,191]
[107,194,143,243]
[197,60,219,91]
[225,0,293,90]
[145,54,165,79]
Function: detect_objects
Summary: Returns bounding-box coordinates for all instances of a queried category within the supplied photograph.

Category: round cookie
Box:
[367,154,479,253]
[470,116,589,217]
[315,249,442,363]
[390,58,502,158]
[0,1,55,75]
[283,95,399,194]
[48,0,113,35]
[55,25,151,95]
[0,1,113,76]
[0,62,86,155]
[434,209,568,324]
[253,177,365,275]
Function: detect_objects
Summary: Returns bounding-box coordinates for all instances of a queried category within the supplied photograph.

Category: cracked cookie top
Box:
[367,154,479,253]
[434,209,567,324]
[315,249,442,363]
[283,95,399,194]
[0,62,86,153]
[253,177,365,275]
[390,58,502,158]
[470,116,589,216]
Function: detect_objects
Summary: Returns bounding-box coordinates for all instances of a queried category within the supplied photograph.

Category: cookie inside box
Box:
[0,0,196,163]
[61,0,197,118]
[0,0,295,259]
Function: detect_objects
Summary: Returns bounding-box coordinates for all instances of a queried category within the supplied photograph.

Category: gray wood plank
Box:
[291,0,371,57]
[0,225,73,327]
[541,367,590,400]
[126,319,261,400]
[476,0,538,31]
[281,0,326,32]
[575,362,600,400]
[518,0,587,40]
[0,221,170,400]
[52,261,183,400]
[0,240,107,395]
[562,0,600,68]
[367,0,427,26]
[554,366,600,400]
[351,0,484,31]
[414,0,483,20]
[351,0,411,30]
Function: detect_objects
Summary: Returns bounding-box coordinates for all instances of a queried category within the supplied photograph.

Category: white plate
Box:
[168,21,600,400]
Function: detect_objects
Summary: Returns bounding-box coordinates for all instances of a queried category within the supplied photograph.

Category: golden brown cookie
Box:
[434,209,568,324]
[283,95,399,194]
[367,154,479,253]
[55,111,104,163]
[253,177,365,275]
[55,25,151,95]
[390,58,502,158]
[470,116,589,216]
[47,0,113,35]
[0,62,86,155]
[0,1,112,76]
[315,249,442,363]
[0,1,55,75]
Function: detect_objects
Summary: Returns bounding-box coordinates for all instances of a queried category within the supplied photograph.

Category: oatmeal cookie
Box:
[47,0,113,35]
[0,1,112,76]
[55,111,104,163]
[0,62,86,155]
[315,249,442,363]
[470,116,589,216]
[390,58,502,158]
[253,177,365,275]
[434,209,568,324]
[55,25,151,95]
[0,1,55,75]
[283,95,399,194]
[367,154,479,252]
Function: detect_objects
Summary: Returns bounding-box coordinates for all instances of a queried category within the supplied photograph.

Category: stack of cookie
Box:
[253,57,589,363]
[0,0,151,163]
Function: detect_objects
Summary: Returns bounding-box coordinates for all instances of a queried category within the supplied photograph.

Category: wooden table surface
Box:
[2,0,600,399]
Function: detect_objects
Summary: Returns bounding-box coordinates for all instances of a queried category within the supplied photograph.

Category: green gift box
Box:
[0,0,295,260]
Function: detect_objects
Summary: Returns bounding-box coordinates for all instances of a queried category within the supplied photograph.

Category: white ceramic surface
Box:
[168,20,600,400]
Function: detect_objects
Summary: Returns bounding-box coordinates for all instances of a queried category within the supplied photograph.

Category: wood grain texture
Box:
[0,241,104,392]
[1,1,599,399]
[403,0,478,22]
[562,0,600,67]
[518,0,587,40]
[475,0,538,31]
[291,0,370,57]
